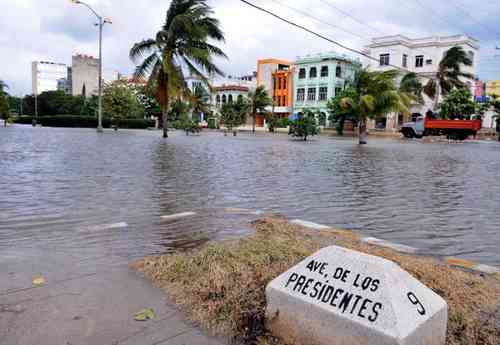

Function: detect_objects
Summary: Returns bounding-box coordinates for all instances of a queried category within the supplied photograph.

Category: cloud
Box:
[2,0,500,96]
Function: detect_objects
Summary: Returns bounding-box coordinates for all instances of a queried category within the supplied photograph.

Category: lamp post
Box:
[70,0,111,133]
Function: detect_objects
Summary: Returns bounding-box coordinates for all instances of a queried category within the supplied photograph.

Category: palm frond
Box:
[129,39,158,63]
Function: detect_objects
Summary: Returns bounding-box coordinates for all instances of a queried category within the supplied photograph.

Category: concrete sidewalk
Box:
[0,262,226,345]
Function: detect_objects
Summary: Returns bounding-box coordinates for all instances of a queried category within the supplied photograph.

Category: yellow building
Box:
[486,80,500,98]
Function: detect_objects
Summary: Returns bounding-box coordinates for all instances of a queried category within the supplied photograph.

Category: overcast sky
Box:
[2,0,500,95]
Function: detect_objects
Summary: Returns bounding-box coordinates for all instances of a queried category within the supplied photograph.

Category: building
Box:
[256,59,293,126]
[71,54,119,97]
[71,54,99,97]
[474,79,485,98]
[486,80,500,98]
[292,52,360,127]
[364,34,479,130]
[31,61,68,95]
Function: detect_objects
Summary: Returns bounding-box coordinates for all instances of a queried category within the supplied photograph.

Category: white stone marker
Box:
[266,246,447,345]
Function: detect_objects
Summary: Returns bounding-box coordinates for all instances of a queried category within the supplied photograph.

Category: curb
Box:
[290,218,500,277]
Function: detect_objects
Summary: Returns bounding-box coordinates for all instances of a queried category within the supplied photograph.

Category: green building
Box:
[292,52,360,127]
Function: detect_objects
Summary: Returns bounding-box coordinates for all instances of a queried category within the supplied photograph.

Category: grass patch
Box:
[131,217,500,345]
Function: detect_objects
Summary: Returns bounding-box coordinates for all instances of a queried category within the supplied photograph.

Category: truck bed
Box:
[424,118,481,131]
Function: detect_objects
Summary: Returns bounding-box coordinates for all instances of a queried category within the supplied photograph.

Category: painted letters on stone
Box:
[266,246,447,345]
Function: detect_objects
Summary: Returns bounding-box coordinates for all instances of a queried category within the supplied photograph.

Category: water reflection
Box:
[0,126,499,267]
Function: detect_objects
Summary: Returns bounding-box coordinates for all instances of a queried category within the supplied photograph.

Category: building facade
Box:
[364,34,480,130]
[292,52,359,127]
[31,61,68,95]
[257,59,293,126]
[72,54,99,97]
[486,80,500,98]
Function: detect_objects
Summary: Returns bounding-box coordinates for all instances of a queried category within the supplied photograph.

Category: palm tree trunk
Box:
[433,81,440,113]
[252,114,256,133]
[359,118,368,145]
[163,77,169,138]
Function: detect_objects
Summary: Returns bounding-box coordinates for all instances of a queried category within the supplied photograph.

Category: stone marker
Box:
[266,246,447,345]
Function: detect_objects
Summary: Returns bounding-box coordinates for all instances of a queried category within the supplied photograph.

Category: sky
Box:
[2,0,500,96]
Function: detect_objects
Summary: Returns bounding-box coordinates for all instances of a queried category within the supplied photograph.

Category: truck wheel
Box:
[402,128,415,138]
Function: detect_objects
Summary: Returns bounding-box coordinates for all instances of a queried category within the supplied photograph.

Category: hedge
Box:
[14,116,155,129]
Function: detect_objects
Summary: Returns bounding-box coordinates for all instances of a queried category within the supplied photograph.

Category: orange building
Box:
[256,59,293,127]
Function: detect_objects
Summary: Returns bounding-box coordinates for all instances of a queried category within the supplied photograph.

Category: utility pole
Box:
[70,0,111,133]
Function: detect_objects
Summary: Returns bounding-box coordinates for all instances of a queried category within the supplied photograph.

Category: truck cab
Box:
[401,116,425,138]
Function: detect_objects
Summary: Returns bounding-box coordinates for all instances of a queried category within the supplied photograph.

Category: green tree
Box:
[0,94,10,126]
[327,87,358,135]
[335,68,411,144]
[130,0,226,138]
[288,109,319,141]
[438,88,476,120]
[248,85,272,133]
[0,80,10,126]
[424,46,474,109]
[189,85,211,121]
[220,98,249,135]
[102,82,145,125]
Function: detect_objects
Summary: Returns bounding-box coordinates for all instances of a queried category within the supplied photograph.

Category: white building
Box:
[32,61,68,95]
[364,35,480,130]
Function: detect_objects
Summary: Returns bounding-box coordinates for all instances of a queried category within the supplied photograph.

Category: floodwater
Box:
[1,125,499,267]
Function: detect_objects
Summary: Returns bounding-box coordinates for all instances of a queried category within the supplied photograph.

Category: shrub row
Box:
[14,116,155,129]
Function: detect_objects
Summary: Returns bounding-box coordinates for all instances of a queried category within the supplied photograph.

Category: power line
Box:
[449,0,500,39]
[268,0,367,41]
[238,0,435,81]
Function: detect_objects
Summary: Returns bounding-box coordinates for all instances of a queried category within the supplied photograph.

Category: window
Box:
[278,78,282,90]
[309,67,317,78]
[228,94,233,104]
[282,96,286,106]
[319,87,328,101]
[379,54,390,66]
[216,95,221,106]
[402,54,408,68]
[415,55,424,68]
[335,65,342,78]
[237,95,243,103]
[222,94,227,104]
[283,78,287,90]
[426,59,433,65]
[335,87,342,96]
[299,68,306,79]
[321,66,329,77]
[307,87,316,101]
[297,88,305,101]
[273,77,277,90]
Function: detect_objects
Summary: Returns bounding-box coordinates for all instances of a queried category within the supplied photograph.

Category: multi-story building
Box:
[256,59,293,126]
[474,79,485,98]
[31,61,68,95]
[292,52,359,127]
[364,35,479,130]
[72,54,99,97]
[486,80,500,98]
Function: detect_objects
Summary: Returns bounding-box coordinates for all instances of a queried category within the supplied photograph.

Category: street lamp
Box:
[69,0,112,133]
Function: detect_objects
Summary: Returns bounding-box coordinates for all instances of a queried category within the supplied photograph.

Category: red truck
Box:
[401,116,482,140]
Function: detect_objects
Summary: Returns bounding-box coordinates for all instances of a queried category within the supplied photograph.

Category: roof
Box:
[213,85,249,92]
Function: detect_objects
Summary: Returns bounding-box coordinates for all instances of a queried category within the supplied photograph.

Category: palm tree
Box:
[130,0,226,138]
[247,85,272,133]
[423,46,474,110]
[399,72,423,122]
[338,68,411,144]
[189,85,211,121]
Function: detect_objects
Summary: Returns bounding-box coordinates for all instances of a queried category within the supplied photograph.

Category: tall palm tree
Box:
[423,46,473,110]
[399,72,423,122]
[338,68,411,144]
[247,85,272,133]
[130,0,226,138]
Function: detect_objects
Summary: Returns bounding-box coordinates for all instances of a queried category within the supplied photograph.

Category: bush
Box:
[13,115,154,129]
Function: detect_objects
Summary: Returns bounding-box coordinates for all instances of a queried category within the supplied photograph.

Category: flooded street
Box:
[1,125,500,267]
